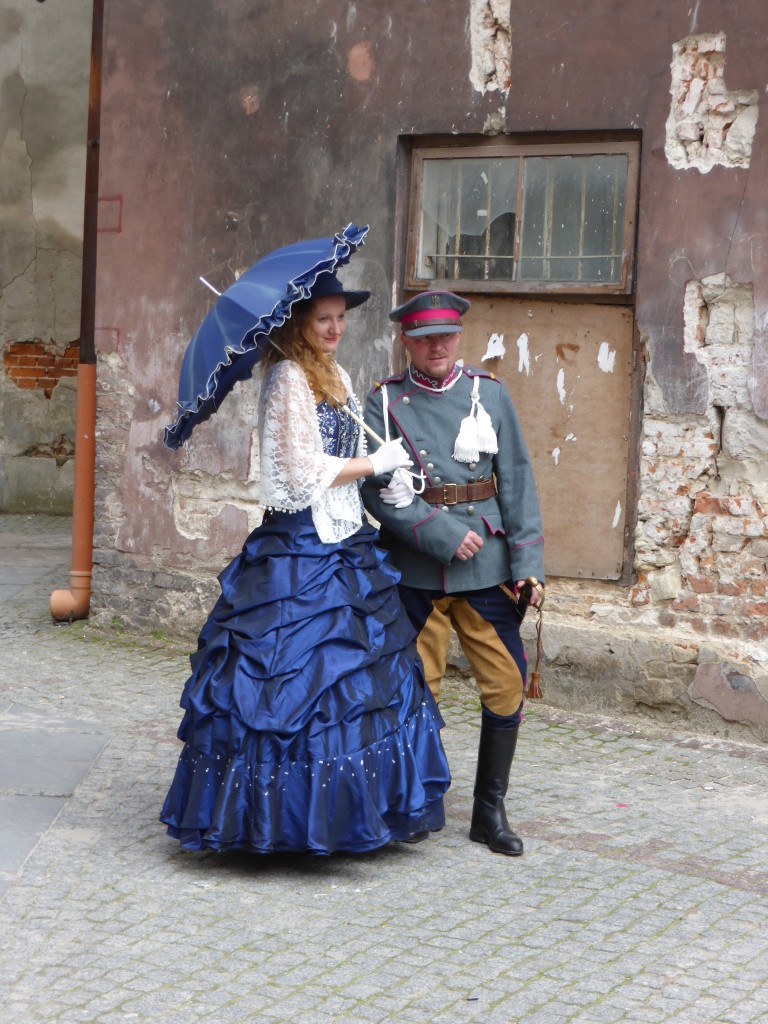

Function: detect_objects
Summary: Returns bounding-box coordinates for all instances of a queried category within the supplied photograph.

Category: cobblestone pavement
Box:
[1,514,768,1024]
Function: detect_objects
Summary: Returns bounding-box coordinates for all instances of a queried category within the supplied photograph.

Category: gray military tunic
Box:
[361,365,545,593]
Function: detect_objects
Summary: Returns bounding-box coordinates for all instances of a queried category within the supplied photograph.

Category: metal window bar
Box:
[452,162,462,279]
[578,161,586,281]
[437,183,449,278]
[484,169,492,280]
[611,166,619,279]
[420,253,621,263]
[415,150,629,287]
[544,159,554,280]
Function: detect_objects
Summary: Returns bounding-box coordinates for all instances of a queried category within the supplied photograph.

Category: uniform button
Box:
[419,449,427,456]
[468,477,475,483]
[434,476,441,484]
[467,506,475,516]
[442,505,450,512]
[403,396,410,404]
[478,474,484,482]
[427,463,434,470]
[468,462,476,470]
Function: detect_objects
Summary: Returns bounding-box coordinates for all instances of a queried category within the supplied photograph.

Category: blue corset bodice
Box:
[317,399,360,459]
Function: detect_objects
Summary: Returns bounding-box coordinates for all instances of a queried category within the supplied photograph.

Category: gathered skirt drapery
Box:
[161,509,450,855]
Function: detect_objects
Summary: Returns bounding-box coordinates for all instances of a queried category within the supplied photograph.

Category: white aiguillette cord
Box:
[341,392,425,493]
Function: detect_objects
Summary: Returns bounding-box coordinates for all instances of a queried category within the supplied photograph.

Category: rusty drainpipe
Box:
[50,0,104,622]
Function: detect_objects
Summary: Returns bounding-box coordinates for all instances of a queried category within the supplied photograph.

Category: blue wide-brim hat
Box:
[310,271,370,309]
[389,290,471,336]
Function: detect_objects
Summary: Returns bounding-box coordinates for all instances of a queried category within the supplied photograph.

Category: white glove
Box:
[379,467,415,508]
[368,438,413,476]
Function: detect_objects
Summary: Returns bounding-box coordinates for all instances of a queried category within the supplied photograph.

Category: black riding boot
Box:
[469,721,523,856]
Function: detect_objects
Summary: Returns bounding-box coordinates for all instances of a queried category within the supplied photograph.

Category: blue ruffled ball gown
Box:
[161,402,450,855]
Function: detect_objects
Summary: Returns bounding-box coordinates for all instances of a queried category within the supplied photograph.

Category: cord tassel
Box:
[527,601,544,699]
[475,400,498,454]
[453,376,498,462]
[453,409,480,462]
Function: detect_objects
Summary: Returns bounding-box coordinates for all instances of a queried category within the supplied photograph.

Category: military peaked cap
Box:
[389,290,471,336]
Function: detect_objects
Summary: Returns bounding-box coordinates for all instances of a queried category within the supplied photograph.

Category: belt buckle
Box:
[443,483,459,505]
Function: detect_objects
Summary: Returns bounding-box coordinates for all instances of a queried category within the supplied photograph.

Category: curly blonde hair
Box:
[260,299,344,404]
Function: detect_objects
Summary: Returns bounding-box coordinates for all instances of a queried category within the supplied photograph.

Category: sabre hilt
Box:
[514,576,544,617]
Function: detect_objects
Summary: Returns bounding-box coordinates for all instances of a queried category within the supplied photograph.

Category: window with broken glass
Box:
[407,140,638,295]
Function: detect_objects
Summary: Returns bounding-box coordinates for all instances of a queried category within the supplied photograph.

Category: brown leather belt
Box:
[421,479,497,505]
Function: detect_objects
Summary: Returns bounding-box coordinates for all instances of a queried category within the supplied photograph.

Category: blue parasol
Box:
[163,222,369,450]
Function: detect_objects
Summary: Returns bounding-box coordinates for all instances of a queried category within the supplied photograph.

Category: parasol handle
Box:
[341,403,426,491]
[199,276,222,297]
[340,404,385,446]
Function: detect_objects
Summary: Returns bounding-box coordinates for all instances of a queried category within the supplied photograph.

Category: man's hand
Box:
[516,579,544,606]
[454,530,484,561]
[379,468,415,508]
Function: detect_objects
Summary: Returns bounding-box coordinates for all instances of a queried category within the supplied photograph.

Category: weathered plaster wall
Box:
[0,0,91,511]
[89,0,768,739]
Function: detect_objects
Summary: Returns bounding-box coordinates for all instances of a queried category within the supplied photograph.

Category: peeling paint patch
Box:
[95,327,120,354]
[556,342,579,362]
[556,368,566,404]
[482,332,506,361]
[516,333,531,375]
[612,501,622,529]
[597,341,616,373]
[469,0,511,98]
[665,33,759,173]
[552,447,560,466]
[171,469,262,540]
[239,84,260,115]
[347,41,373,82]
[482,108,506,135]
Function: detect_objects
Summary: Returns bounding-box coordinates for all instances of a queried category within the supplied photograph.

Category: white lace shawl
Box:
[257,360,366,543]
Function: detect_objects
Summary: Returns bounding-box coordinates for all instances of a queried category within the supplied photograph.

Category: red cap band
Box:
[400,308,462,326]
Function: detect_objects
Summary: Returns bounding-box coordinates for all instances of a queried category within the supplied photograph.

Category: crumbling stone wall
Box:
[469,0,511,134]
[665,32,759,173]
[0,0,91,512]
[469,0,511,98]
[633,277,767,645]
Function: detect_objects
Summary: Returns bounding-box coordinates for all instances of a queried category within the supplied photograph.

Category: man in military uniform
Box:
[361,290,544,857]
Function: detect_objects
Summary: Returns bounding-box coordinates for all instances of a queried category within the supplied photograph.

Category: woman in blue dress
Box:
[160,274,451,855]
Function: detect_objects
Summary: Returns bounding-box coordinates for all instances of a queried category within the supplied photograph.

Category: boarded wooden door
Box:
[458,296,635,580]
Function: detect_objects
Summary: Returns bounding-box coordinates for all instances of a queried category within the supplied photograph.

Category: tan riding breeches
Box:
[414,594,525,718]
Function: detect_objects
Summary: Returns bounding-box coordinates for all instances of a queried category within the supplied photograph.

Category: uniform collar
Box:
[408,363,462,393]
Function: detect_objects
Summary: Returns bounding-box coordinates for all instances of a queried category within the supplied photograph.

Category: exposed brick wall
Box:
[3,340,79,398]
[632,275,768,643]
[678,493,768,642]
[665,32,759,173]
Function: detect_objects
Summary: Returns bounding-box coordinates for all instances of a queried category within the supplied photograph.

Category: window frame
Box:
[404,136,640,297]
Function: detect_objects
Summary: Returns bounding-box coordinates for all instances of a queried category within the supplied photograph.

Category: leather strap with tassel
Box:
[499,577,544,699]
